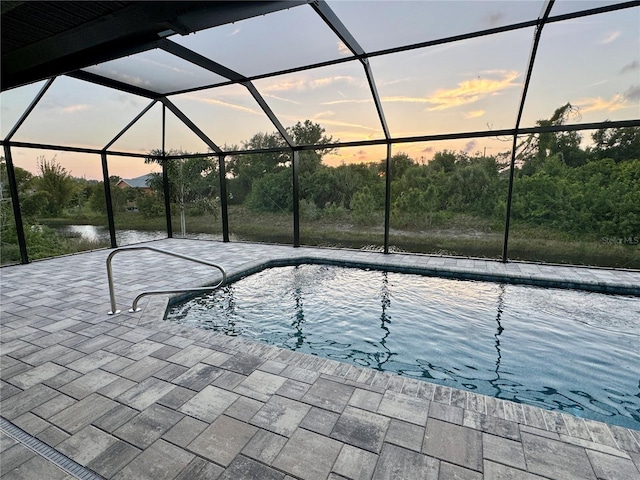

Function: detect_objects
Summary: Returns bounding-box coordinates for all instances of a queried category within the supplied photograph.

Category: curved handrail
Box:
[106,246,226,314]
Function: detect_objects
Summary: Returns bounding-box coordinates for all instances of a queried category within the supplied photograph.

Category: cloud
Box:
[425,70,520,111]
[383,96,430,104]
[379,77,413,87]
[63,104,89,113]
[322,99,372,106]
[319,72,517,111]
[263,94,300,105]
[184,95,261,115]
[600,31,620,44]
[422,146,434,153]
[485,12,504,28]
[310,118,377,131]
[337,41,351,56]
[578,94,624,113]
[465,110,485,119]
[624,84,640,102]
[264,75,361,93]
[314,110,336,119]
[620,60,639,74]
[578,95,624,112]
[229,28,241,37]
[578,85,639,112]
[463,140,477,153]
[87,65,152,87]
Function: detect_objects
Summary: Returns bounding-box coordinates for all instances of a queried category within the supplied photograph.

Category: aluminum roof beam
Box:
[3,78,55,141]
[103,100,158,151]
[67,70,161,100]
[159,39,295,148]
[161,98,222,154]
[310,0,390,140]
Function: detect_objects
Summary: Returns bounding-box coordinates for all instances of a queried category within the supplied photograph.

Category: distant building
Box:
[116,174,153,193]
[115,174,154,211]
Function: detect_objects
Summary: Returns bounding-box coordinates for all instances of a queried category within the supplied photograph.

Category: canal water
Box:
[61,225,221,245]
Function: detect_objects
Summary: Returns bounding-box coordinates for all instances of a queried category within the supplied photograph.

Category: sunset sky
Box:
[1,0,638,179]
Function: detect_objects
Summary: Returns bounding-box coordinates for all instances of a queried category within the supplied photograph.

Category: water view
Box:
[60,225,221,245]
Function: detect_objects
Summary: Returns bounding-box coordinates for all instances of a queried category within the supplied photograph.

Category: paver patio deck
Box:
[1,239,639,479]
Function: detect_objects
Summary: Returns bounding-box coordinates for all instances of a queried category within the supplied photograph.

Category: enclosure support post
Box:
[383,143,392,255]
[502,0,554,262]
[1,79,56,264]
[218,155,230,242]
[2,145,28,264]
[100,152,117,248]
[161,104,173,238]
[162,157,172,238]
[292,150,300,247]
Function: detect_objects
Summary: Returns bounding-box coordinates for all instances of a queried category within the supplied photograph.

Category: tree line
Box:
[1,105,638,261]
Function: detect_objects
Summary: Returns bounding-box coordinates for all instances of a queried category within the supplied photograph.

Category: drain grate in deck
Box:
[0,417,105,480]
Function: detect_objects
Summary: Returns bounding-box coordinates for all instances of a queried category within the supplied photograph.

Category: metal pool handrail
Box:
[106,246,226,314]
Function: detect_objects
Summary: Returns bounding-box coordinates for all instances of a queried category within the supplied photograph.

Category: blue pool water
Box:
[167,264,640,429]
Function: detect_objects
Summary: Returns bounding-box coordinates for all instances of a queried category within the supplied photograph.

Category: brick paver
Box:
[1,239,639,479]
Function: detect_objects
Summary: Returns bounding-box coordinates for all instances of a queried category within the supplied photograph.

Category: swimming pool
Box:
[167,264,640,429]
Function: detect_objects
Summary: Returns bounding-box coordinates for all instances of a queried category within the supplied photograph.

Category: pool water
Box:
[167,264,640,429]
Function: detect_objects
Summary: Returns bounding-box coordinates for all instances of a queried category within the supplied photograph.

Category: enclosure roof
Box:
[1,0,638,159]
[1,1,305,91]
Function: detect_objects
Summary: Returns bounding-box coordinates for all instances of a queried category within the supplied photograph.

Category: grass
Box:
[9,206,639,270]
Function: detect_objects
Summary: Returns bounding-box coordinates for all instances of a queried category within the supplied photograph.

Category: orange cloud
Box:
[337,41,351,56]
[578,94,627,112]
[382,96,430,104]
[465,110,485,119]
[426,70,520,111]
[323,96,431,106]
[314,110,336,119]
[62,104,89,113]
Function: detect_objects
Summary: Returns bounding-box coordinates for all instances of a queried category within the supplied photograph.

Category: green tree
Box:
[137,194,164,218]
[88,179,128,215]
[518,103,587,173]
[427,150,457,173]
[300,167,340,208]
[34,156,77,216]
[145,150,218,236]
[246,169,292,212]
[350,186,377,225]
[590,126,640,163]
[0,158,33,195]
[289,120,334,175]
[237,121,336,213]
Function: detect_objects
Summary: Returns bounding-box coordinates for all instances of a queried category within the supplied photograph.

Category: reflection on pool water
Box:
[167,264,640,429]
